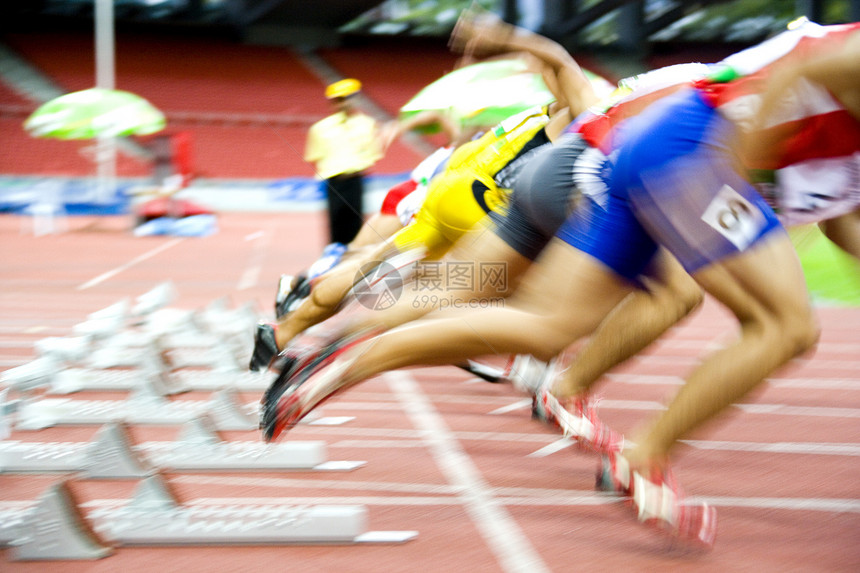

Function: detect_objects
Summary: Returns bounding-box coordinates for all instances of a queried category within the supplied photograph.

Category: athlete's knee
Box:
[750,307,819,362]
[309,277,348,314]
[652,255,704,316]
[780,309,820,358]
[664,272,704,317]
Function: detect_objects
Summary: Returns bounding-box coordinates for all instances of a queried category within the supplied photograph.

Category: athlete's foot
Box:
[249,322,279,372]
[538,389,624,454]
[606,451,717,550]
[275,274,311,320]
[260,328,379,442]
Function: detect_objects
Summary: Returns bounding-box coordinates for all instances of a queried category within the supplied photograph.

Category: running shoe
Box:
[606,451,717,549]
[248,322,279,372]
[260,328,378,442]
[506,355,551,395]
[275,274,311,320]
[538,389,624,454]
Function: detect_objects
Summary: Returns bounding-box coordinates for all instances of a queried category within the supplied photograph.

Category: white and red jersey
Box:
[697,20,860,225]
[572,20,860,226]
[572,62,713,153]
[698,20,860,169]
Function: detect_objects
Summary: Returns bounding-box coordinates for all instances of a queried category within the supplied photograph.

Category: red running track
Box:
[0,212,859,572]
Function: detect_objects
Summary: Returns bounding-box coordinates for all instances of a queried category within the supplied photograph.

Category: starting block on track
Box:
[5,387,352,431]
[0,355,62,393]
[4,481,114,560]
[2,475,417,560]
[86,333,246,373]
[34,335,93,363]
[47,367,272,394]
[49,365,190,396]
[0,418,365,474]
[13,386,264,430]
[131,281,176,317]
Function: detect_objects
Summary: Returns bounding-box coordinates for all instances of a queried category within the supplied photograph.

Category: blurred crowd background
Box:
[1,1,858,214]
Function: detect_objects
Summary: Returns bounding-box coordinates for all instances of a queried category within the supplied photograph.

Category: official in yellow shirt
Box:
[305,78,383,244]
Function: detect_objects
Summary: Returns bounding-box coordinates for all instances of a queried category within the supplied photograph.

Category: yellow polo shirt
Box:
[304,111,382,180]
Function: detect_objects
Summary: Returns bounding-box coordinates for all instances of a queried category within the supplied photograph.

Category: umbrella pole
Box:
[95,0,116,205]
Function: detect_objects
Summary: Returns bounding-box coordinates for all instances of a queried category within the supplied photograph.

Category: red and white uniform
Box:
[698,20,860,226]
[573,20,860,227]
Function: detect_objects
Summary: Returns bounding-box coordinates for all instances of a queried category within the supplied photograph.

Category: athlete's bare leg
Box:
[818,207,860,260]
[623,231,820,472]
[347,224,533,332]
[554,249,703,397]
[348,213,404,250]
[313,239,635,393]
[274,239,398,348]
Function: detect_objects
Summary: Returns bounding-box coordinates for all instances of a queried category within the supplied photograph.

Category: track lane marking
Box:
[237,225,274,290]
[77,238,185,290]
[385,371,550,573]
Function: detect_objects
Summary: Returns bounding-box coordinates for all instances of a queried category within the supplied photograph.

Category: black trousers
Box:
[325,173,365,245]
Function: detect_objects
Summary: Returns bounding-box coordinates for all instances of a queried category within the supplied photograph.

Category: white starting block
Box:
[47,367,272,394]
[72,300,130,340]
[34,335,93,363]
[0,355,60,392]
[0,418,365,474]
[4,481,114,560]
[85,335,169,370]
[194,298,259,337]
[165,339,246,372]
[49,366,188,396]
[131,281,177,317]
[86,333,245,373]
[139,307,199,336]
[10,387,353,431]
[0,388,11,440]
[2,474,416,560]
[13,387,257,430]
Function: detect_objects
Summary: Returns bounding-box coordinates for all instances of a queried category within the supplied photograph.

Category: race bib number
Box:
[701,184,767,250]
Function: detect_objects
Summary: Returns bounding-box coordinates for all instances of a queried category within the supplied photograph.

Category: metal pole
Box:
[95,0,116,203]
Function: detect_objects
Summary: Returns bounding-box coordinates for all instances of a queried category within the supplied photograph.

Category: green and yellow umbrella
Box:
[399,58,613,130]
[24,87,165,140]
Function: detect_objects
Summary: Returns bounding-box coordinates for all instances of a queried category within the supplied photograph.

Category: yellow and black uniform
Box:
[305,79,383,245]
[392,107,551,259]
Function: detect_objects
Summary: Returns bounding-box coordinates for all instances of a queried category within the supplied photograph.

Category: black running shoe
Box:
[457,360,505,383]
[260,329,377,441]
[259,354,299,432]
[249,322,278,372]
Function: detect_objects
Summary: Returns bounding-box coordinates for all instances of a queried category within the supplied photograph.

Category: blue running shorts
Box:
[559,88,783,281]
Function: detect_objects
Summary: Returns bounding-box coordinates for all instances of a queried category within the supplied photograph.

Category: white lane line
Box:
[527,438,574,457]
[77,237,184,290]
[733,403,860,417]
[250,422,860,447]
[607,373,860,389]
[170,474,459,494]
[528,438,860,458]
[630,354,860,370]
[681,440,860,456]
[37,493,855,514]
[596,399,860,418]
[329,440,426,448]
[385,372,550,573]
[695,496,860,512]
[488,398,532,415]
[237,224,275,290]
